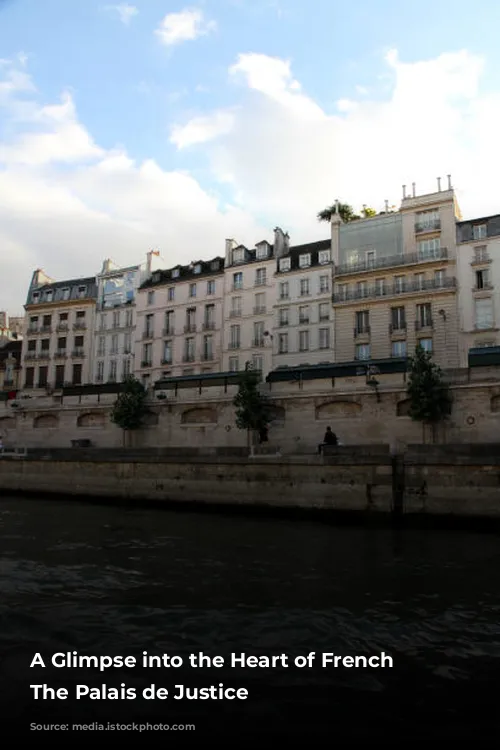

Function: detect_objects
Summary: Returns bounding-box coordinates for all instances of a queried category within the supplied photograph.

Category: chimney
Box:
[225,238,237,265]
[437,177,441,192]
[274,227,287,258]
[330,199,342,225]
[412,182,416,198]
[284,232,290,253]
[447,174,452,190]
[384,200,389,212]
[101,259,112,274]
[402,185,406,199]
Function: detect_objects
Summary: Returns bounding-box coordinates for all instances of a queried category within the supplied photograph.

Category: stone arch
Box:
[0,416,15,430]
[77,412,105,428]
[268,405,286,424]
[33,413,58,428]
[491,394,500,413]
[315,400,361,420]
[396,399,411,417]
[181,407,217,425]
[142,410,159,426]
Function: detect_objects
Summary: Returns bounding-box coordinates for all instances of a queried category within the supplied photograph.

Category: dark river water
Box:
[1,495,500,739]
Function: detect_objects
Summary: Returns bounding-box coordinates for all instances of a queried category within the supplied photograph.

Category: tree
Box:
[110,376,148,445]
[233,366,271,449]
[317,202,360,223]
[361,206,377,218]
[406,345,452,442]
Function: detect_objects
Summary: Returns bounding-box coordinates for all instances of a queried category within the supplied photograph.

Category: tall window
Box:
[414,272,425,290]
[299,305,309,324]
[418,238,440,259]
[186,308,196,332]
[279,281,289,299]
[278,333,288,354]
[300,278,310,296]
[125,310,133,327]
[299,331,309,352]
[163,341,172,364]
[229,325,240,349]
[475,269,490,289]
[474,246,488,263]
[207,279,216,295]
[122,358,131,379]
[189,283,196,298]
[253,321,265,346]
[164,310,174,335]
[233,272,243,290]
[168,287,175,301]
[252,355,263,371]
[473,224,487,240]
[124,332,131,353]
[96,361,104,381]
[144,313,154,337]
[254,292,265,314]
[434,269,445,287]
[391,340,407,357]
[319,328,330,349]
[230,297,242,317]
[416,303,432,328]
[184,338,195,362]
[319,275,330,293]
[356,281,368,298]
[419,338,433,353]
[110,334,118,355]
[475,298,493,329]
[203,335,213,360]
[279,308,289,326]
[355,344,370,360]
[391,307,406,331]
[255,268,267,286]
[204,304,215,329]
[113,310,120,328]
[97,336,105,356]
[229,357,239,372]
[355,310,369,334]
[72,364,82,385]
[394,275,406,293]
[109,360,117,382]
[318,303,329,321]
[142,343,152,366]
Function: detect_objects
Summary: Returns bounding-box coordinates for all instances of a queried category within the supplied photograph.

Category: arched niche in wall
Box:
[142,410,159,426]
[491,394,500,413]
[0,416,15,430]
[77,412,105,428]
[268,405,286,424]
[315,400,361,420]
[181,407,218,425]
[396,399,411,417]
[33,413,59,428]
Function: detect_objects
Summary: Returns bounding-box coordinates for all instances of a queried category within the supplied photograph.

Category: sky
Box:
[1,0,500,314]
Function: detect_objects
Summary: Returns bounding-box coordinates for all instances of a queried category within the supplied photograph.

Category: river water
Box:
[1,495,500,739]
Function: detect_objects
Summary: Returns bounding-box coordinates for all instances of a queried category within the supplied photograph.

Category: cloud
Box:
[155,8,216,47]
[170,109,236,148]
[103,4,138,25]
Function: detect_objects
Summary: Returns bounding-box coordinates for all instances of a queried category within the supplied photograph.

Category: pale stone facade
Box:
[456,214,500,364]
[331,177,461,369]
[21,270,98,392]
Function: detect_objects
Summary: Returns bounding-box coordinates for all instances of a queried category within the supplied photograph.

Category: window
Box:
[124,332,131,353]
[229,357,239,372]
[278,333,288,354]
[256,245,268,259]
[473,224,487,240]
[366,250,376,267]
[319,328,330,349]
[41,339,50,352]
[110,334,118,355]
[474,246,489,263]
[391,340,407,357]
[172,268,180,278]
[319,302,329,321]
[300,278,310,296]
[475,269,490,289]
[72,364,82,385]
[299,253,311,268]
[254,292,266,314]
[38,366,48,387]
[163,340,172,364]
[252,355,263,371]
[32,292,40,302]
[417,238,441,259]
[253,321,265,346]
[55,365,65,387]
[125,309,133,327]
[279,281,289,299]
[299,305,309,324]
[278,308,289,327]
[142,343,152,366]
[96,361,104,382]
[144,313,154,337]
[147,290,155,305]
[189,283,196,298]
[203,335,213,360]
[57,337,66,352]
[414,272,425,290]
[42,315,52,331]
[355,344,370,360]
[184,338,195,362]
[122,358,131,379]
[375,278,386,296]
[434,269,445,287]
[28,316,39,332]
[229,325,241,349]
[230,297,242,317]
[319,275,330,293]
[204,304,215,329]
[77,286,86,299]
[355,310,369,334]
[207,279,215,296]
[109,360,117,382]
[59,312,68,322]
[394,275,406,293]
[99,313,106,330]
[318,250,331,264]
[337,284,348,301]
[113,310,120,328]
[233,272,243,290]
[194,264,201,274]
[416,303,432,328]
[356,281,368,298]
[186,308,196,332]
[74,335,84,350]
[419,338,433,353]
[168,287,175,301]
[255,268,267,286]
[475,298,494,329]
[62,288,70,301]
[211,260,220,271]
[97,336,105,356]
[299,330,309,351]
[164,310,174,335]
[232,248,245,263]
[391,307,406,331]
[25,367,35,387]
[416,210,439,230]
[142,374,151,388]
[27,339,37,352]
[279,257,291,272]
[45,290,53,303]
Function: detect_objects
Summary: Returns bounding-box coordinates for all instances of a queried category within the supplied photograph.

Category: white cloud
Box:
[103,4,138,25]
[155,8,216,47]
[170,109,236,148]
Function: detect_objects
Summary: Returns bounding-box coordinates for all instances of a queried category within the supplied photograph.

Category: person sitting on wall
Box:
[318,426,338,454]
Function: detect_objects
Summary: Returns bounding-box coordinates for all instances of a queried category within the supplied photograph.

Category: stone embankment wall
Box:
[1,444,500,520]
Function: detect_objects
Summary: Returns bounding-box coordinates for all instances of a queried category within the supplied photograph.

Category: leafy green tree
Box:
[317,202,360,223]
[110,376,148,445]
[406,346,452,442]
[362,206,377,218]
[233,365,271,448]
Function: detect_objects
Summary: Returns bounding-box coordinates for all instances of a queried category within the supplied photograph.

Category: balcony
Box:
[279,294,289,301]
[161,358,172,365]
[254,280,267,288]
[415,320,433,331]
[389,323,407,335]
[471,254,491,266]
[183,354,195,363]
[184,324,196,334]
[123,348,132,355]
[474,322,495,331]
[332,276,456,303]
[27,326,39,334]
[253,306,266,315]
[229,310,241,318]
[72,348,85,358]
[252,339,265,347]
[415,219,441,233]
[141,360,152,368]
[37,352,51,361]
[54,350,67,358]
[40,325,52,334]
[335,247,449,277]
[354,326,370,338]
[299,317,310,325]
[232,284,243,292]
[473,283,493,292]
[4,379,14,387]
[73,321,87,331]
[162,327,174,337]
[56,323,69,332]
[228,341,240,350]
[202,353,214,362]
[24,352,37,361]
[278,320,289,327]
[142,330,154,340]
[203,321,216,331]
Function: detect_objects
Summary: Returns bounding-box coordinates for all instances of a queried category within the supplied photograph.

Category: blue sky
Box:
[1,0,500,312]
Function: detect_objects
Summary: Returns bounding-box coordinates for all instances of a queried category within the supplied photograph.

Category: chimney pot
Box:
[412,182,416,198]
[384,200,389,212]
[437,177,441,192]
[402,185,406,199]
[447,174,452,190]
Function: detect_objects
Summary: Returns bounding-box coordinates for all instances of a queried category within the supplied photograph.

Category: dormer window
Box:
[45,290,53,302]
[473,224,487,240]
[61,287,70,300]
[299,253,311,268]
[279,258,291,272]
[232,248,245,264]
[318,250,331,264]
[194,264,202,274]
[256,245,268,260]
[152,272,161,283]
[78,286,86,298]
[210,260,220,271]
[32,292,40,302]
[172,268,180,278]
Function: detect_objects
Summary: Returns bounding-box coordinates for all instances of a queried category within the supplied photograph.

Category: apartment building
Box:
[22,271,97,390]
[331,177,461,369]
[273,239,334,367]
[222,231,279,377]
[135,257,225,387]
[0,339,22,394]
[456,214,500,364]
[0,312,23,345]
[93,253,161,384]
